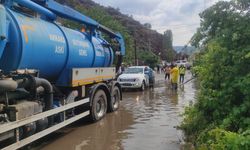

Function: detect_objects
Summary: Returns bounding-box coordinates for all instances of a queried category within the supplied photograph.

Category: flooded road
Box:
[39,72,196,150]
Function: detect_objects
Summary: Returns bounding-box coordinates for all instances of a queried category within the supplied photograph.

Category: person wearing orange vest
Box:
[170,64,179,90]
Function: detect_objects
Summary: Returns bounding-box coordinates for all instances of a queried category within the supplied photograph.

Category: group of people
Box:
[164,64,186,90]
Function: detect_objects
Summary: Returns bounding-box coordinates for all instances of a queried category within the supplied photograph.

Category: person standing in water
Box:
[179,64,186,83]
[164,65,171,80]
[170,64,179,90]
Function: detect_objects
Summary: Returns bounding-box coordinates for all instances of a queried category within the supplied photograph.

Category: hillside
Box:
[57,0,174,64]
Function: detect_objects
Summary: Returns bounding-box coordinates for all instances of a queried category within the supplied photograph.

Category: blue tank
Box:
[0,7,114,86]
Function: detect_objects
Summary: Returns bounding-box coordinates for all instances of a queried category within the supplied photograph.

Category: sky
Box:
[92,0,221,46]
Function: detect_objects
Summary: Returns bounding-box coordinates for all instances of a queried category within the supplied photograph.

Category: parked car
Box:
[117,66,155,91]
[176,60,186,67]
[185,62,192,70]
[175,60,192,69]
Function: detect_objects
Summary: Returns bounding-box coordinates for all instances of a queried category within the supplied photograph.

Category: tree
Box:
[138,50,160,68]
[163,30,175,62]
[163,30,173,50]
[143,23,152,29]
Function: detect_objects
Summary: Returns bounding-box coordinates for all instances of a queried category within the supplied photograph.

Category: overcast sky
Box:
[92,0,221,46]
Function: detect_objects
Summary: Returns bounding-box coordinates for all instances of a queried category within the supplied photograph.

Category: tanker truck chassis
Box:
[0,0,125,149]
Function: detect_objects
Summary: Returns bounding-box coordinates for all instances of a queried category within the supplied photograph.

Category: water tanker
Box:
[0,1,121,86]
[0,0,125,149]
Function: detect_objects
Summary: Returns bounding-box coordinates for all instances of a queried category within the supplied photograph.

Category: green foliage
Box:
[138,50,160,68]
[181,0,250,148]
[197,128,250,150]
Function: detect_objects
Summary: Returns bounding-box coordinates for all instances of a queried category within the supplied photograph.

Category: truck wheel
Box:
[109,86,121,112]
[90,89,107,122]
[140,81,145,91]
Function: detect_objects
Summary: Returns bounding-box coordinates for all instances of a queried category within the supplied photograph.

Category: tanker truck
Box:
[0,0,125,149]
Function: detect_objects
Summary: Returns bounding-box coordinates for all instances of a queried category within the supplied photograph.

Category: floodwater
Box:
[39,72,196,150]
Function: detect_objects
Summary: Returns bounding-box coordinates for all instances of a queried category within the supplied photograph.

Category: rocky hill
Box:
[57,0,174,64]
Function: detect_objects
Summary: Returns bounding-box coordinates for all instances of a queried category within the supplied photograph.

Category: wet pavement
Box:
[39,72,196,150]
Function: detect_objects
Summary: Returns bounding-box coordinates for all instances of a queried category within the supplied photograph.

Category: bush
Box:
[197,128,250,150]
[180,0,250,148]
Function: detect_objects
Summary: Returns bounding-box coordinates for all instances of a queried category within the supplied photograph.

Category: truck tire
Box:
[108,86,120,112]
[90,89,107,122]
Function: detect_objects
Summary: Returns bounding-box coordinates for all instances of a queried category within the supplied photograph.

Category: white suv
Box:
[117,66,153,91]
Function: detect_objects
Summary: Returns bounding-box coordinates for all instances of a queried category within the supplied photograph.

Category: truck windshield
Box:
[124,68,144,74]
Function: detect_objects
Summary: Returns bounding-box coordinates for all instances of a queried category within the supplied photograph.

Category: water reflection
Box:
[170,92,178,105]
[41,108,134,150]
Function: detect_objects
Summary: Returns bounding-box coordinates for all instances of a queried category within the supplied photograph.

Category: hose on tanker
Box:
[0,76,54,126]
[0,79,18,93]
[0,76,53,111]
[34,77,54,126]
[34,77,53,111]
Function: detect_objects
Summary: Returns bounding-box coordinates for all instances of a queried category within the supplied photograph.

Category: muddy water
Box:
[40,72,196,150]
